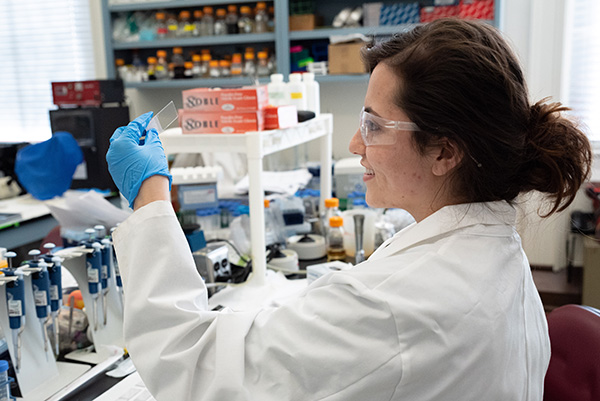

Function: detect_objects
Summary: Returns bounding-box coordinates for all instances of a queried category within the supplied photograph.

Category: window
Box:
[564,0,600,144]
[0,1,96,143]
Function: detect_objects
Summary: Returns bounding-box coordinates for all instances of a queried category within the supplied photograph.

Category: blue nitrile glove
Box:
[106,111,172,209]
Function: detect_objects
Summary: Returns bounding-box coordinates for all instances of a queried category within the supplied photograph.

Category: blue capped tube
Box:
[31,259,51,354]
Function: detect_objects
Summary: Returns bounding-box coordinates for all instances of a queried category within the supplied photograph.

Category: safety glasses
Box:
[359,107,420,146]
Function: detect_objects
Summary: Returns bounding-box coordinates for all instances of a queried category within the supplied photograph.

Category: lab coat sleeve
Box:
[113,201,403,401]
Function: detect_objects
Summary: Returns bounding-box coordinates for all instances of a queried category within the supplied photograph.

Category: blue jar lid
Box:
[0,360,8,371]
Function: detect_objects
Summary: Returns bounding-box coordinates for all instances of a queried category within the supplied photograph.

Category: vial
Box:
[327,216,346,261]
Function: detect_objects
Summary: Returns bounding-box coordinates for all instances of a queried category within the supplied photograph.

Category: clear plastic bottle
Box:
[303,72,321,116]
[267,73,287,106]
[214,8,228,35]
[155,50,169,80]
[257,51,270,76]
[231,53,243,76]
[178,10,194,37]
[322,197,341,236]
[238,6,254,34]
[220,59,231,77]
[226,5,239,34]
[193,9,204,36]
[201,7,215,36]
[172,47,186,79]
[243,51,256,77]
[201,53,212,77]
[209,60,221,78]
[327,216,346,261]
[287,72,307,110]
[192,54,202,78]
[255,2,269,33]
[146,56,157,81]
[155,12,168,39]
[166,13,179,38]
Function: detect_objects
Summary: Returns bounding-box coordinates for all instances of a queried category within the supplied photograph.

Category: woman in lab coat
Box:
[106,19,592,401]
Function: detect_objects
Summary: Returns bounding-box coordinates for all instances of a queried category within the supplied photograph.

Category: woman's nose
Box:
[349,128,365,155]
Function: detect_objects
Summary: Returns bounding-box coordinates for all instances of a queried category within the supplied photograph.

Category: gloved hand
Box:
[106,111,172,209]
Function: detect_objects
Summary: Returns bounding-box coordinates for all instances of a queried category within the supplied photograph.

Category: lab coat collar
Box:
[369,201,516,261]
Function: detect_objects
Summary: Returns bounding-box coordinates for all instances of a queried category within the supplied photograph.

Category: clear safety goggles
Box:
[359,107,421,146]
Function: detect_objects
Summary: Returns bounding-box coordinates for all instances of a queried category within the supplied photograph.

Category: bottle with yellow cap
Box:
[257,51,270,76]
[192,10,204,36]
[226,5,239,34]
[155,12,168,39]
[327,216,346,262]
[219,59,231,77]
[201,53,212,77]
[255,2,269,33]
[146,57,157,81]
[214,8,227,35]
[322,197,341,236]
[231,53,243,76]
[243,51,256,77]
[238,6,254,33]
[209,60,221,78]
[201,6,215,36]
[178,10,193,37]
[115,58,127,81]
[155,50,169,80]
[172,47,185,79]
[191,54,202,78]
[166,13,178,38]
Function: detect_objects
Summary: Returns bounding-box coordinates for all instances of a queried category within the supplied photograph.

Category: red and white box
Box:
[263,105,298,130]
[459,0,494,20]
[420,5,459,22]
[182,85,269,112]
[179,109,264,134]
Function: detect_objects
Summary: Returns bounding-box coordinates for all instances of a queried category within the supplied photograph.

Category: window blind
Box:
[0,1,96,143]
[565,0,600,143]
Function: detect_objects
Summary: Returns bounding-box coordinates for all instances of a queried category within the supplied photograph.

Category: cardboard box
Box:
[263,105,298,130]
[179,109,264,134]
[289,14,316,31]
[182,85,269,112]
[328,42,368,75]
[459,0,494,20]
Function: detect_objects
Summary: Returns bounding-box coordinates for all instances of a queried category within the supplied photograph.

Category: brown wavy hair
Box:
[361,18,592,216]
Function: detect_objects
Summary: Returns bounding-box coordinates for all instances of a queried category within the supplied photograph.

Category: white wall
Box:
[90,0,593,269]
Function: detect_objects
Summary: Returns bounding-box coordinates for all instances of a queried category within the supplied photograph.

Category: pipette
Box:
[110,227,124,304]
[43,243,62,357]
[28,250,51,355]
[2,252,26,372]
[100,238,111,326]
[82,228,102,331]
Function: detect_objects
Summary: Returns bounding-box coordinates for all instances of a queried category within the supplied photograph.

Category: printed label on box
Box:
[179,109,264,133]
[182,86,269,112]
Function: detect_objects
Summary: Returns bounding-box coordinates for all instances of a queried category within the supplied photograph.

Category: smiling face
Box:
[348,63,461,222]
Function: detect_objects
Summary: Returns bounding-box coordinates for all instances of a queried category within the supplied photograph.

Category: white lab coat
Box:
[113,200,550,401]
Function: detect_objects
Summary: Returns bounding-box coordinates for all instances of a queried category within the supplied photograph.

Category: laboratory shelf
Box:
[108,0,259,12]
[289,24,416,41]
[161,114,333,285]
[124,76,269,89]
[112,32,276,50]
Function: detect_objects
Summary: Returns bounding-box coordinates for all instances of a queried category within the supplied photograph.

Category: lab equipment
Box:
[267,74,287,107]
[145,101,178,140]
[286,234,326,260]
[353,214,365,264]
[359,107,421,146]
[341,208,377,258]
[43,243,62,357]
[81,229,102,331]
[110,228,124,303]
[2,252,25,373]
[101,238,112,326]
[303,72,321,116]
[326,216,346,262]
[287,73,307,110]
[29,252,51,355]
[193,244,230,296]
[0,359,10,401]
[106,111,173,209]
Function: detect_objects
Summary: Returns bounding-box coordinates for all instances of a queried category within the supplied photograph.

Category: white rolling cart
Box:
[160,114,333,285]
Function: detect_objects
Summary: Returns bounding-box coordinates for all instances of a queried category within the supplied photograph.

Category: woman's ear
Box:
[431,139,463,177]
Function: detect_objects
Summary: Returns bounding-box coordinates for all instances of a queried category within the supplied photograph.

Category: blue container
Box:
[380,2,420,25]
